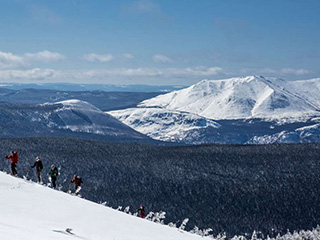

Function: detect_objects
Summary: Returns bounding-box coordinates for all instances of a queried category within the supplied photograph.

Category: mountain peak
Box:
[140,76,318,120]
[52,99,101,112]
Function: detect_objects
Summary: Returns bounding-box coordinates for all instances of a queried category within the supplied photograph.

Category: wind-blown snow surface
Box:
[139,76,320,121]
[0,172,199,240]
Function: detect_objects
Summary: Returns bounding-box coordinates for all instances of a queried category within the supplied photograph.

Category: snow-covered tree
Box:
[179,218,189,231]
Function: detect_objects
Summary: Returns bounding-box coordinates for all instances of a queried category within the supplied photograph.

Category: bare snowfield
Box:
[0,172,200,240]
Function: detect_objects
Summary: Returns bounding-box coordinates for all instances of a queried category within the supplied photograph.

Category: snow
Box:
[277,78,320,108]
[247,122,320,144]
[39,99,147,139]
[50,99,101,112]
[107,76,320,144]
[139,76,320,121]
[0,171,201,240]
[109,107,220,142]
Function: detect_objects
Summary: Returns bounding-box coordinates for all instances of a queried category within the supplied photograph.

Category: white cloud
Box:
[0,52,25,69]
[0,68,57,80]
[122,53,135,60]
[0,66,224,82]
[153,54,173,63]
[82,54,114,63]
[71,66,223,79]
[24,50,66,63]
[165,67,223,77]
[280,68,311,75]
[0,51,65,69]
[240,67,311,76]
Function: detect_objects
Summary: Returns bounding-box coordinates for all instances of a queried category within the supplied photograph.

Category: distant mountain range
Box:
[0,88,161,111]
[1,76,320,144]
[0,82,185,92]
[109,76,320,144]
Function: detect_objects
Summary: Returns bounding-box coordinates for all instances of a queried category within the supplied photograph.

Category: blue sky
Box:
[0,0,319,85]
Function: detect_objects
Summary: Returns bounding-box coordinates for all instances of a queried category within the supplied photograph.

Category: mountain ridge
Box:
[109,76,320,144]
[139,76,320,120]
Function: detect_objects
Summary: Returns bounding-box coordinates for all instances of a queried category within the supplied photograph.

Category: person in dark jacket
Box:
[71,175,83,195]
[30,156,43,183]
[137,204,146,218]
[5,151,18,176]
[48,165,59,189]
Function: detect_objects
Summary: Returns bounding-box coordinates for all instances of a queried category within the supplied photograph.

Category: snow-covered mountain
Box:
[0,171,200,240]
[0,100,152,142]
[276,78,320,109]
[108,76,320,144]
[1,76,320,144]
[248,122,320,144]
[139,76,320,121]
[44,99,140,136]
[110,107,220,143]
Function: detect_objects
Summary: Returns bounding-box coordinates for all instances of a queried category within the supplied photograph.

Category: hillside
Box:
[0,171,200,240]
[0,100,153,143]
[139,76,320,121]
[109,107,220,143]
[1,138,320,236]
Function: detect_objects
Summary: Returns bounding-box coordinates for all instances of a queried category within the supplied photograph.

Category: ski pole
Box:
[26,167,31,178]
[67,183,72,193]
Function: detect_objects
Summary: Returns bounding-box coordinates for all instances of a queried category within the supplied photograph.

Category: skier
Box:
[30,156,43,183]
[5,151,19,176]
[48,165,59,189]
[137,204,146,218]
[70,175,83,196]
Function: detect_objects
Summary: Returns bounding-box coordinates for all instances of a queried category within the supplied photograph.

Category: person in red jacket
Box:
[5,151,18,176]
[70,175,83,196]
[137,204,146,218]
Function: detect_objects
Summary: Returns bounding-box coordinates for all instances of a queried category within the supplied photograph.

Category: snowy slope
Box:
[139,76,320,121]
[109,107,220,143]
[247,122,320,144]
[0,100,151,142]
[277,78,320,108]
[46,99,135,135]
[0,171,200,240]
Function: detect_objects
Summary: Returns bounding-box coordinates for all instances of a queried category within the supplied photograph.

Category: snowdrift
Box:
[0,172,199,240]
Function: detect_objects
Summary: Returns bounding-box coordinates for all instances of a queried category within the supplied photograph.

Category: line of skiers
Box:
[5,151,146,217]
[4,151,83,195]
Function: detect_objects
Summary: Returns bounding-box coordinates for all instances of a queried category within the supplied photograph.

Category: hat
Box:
[51,165,55,168]
[36,156,40,160]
